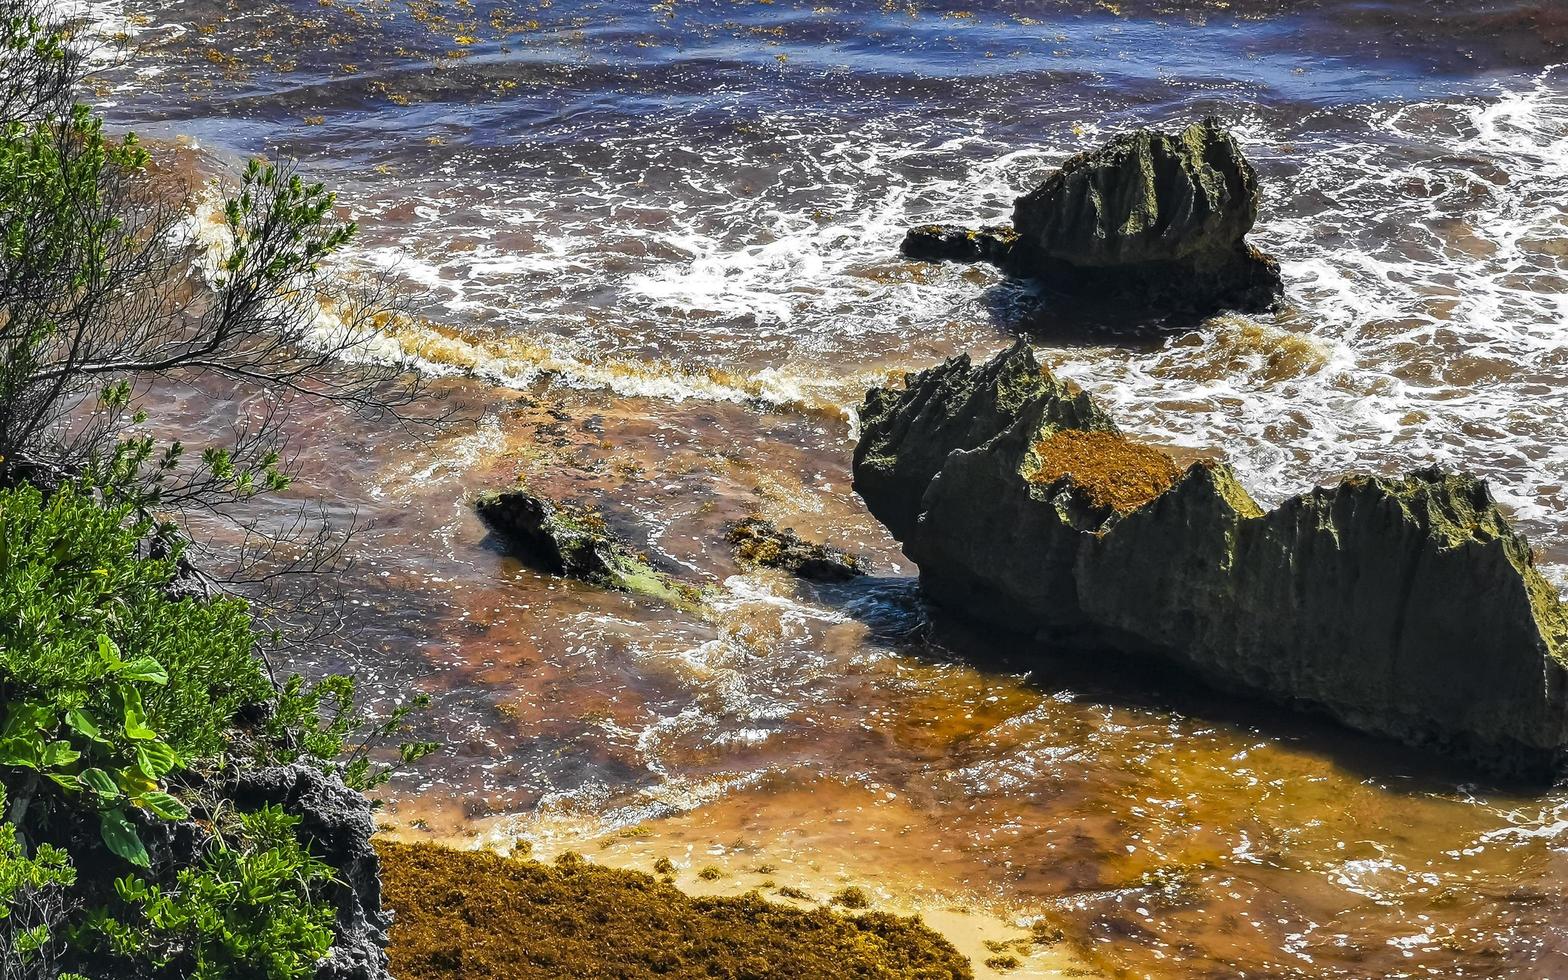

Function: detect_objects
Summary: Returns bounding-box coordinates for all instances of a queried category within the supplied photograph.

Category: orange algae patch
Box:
[1028,428,1180,512]
[376,840,973,979]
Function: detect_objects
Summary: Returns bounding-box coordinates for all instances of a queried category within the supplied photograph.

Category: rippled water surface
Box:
[73,0,1568,975]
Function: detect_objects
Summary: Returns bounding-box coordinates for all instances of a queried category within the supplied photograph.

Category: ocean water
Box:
[72,0,1568,975]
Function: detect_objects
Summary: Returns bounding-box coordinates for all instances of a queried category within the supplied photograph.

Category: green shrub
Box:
[260,673,437,793]
[79,805,336,980]
[0,482,272,865]
[0,786,80,979]
[0,482,271,757]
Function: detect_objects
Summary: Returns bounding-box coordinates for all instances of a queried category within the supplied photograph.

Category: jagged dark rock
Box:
[726,517,866,582]
[476,488,700,608]
[899,223,1018,265]
[852,341,1116,544]
[225,765,391,980]
[52,764,392,980]
[852,342,1568,779]
[901,118,1284,314]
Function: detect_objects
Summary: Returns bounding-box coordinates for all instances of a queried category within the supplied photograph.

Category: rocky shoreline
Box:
[853,342,1568,779]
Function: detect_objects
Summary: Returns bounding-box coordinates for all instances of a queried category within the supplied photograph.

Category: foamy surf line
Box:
[179,183,869,420]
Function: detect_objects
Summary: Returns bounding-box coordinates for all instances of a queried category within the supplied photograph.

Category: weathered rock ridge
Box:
[853,342,1568,778]
[902,118,1284,314]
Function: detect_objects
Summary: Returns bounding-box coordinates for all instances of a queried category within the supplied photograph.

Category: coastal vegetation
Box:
[0,2,424,975]
[0,5,996,978]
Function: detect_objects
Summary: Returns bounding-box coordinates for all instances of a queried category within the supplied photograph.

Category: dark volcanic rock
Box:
[227,765,391,980]
[899,223,1018,265]
[476,488,626,583]
[902,118,1284,314]
[852,343,1568,779]
[58,764,392,980]
[476,488,700,608]
[852,340,1116,544]
[726,517,866,582]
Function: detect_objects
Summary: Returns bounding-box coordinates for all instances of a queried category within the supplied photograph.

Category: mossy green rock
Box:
[852,340,1116,544]
[476,489,700,610]
[854,343,1568,778]
[726,517,866,582]
[901,118,1284,314]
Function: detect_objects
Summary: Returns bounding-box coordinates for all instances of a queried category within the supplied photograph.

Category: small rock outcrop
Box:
[226,765,391,980]
[59,764,393,980]
[853,342,1568,778]
[900,223,1018,265]
[476,488,699,608]
[726,517,866,582]
[902,118,1284,314]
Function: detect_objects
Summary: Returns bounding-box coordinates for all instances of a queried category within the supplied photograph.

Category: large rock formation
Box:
[853,342,1568,778]
[902,118,1284,314]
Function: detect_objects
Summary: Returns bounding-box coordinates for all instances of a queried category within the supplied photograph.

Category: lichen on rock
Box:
[852,342,1568,778]
[1025,429,1180,514]
[901,118,1284,314]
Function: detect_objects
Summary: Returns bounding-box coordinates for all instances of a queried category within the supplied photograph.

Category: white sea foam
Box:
[166,51,1568,573]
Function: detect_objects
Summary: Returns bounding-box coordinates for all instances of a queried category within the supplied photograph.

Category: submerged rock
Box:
[726,517,866,582]
[902,118,1284,314]
[476,488,700,609]
[853,342,1568,778]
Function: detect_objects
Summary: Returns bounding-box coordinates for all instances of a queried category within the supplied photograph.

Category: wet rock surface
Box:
[476,487,700,608]
[899,223,1018,265]
[853,342,1568,778]
[902,118,1284,314]
[726,517,866,581]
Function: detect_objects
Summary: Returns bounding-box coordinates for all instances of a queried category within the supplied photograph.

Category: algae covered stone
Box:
[852,343,1568,778]
[476,488,699,609]
[901,118,1284,314]
[726,517,866,582]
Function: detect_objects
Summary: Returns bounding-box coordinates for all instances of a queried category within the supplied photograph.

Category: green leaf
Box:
[66,709,106,743]
[136,791,188,821]
[117,657,168,686]
[0,736,38,768]
[39,740,80,768]
[2,701,55,737]
[46,772,82,793]
[120,687,157,741]
[97,633,124,668]
[100,809,150,868]
[81,767,119,800]
[133,741,177,779]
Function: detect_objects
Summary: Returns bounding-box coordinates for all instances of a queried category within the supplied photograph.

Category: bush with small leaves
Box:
[0,786,82,980]
[0,482,271,865]
[77,806,336,980]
